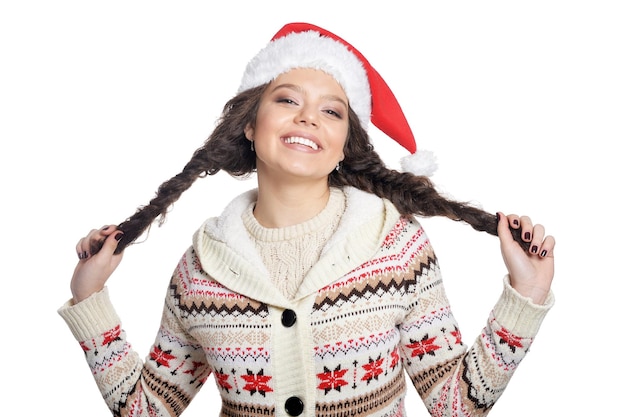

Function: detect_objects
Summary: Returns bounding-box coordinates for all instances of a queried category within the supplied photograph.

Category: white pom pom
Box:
[400,150,438,177]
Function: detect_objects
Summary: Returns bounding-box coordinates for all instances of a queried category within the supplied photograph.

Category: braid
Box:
[337,162,498,235]
[113,146,213,253]
[330,110,529,249]
[111,85,266,254]
[104,85,523,256]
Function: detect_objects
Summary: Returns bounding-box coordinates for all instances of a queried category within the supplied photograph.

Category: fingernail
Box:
[513,219,519,226]
[79,251,88,259]
[540,249,547,257]
[524,232,531,240]
[531,245,538,254]
[115,232,124,241]
[496,213,501,222]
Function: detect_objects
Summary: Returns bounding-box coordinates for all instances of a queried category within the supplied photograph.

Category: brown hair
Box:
[103,83,525,255]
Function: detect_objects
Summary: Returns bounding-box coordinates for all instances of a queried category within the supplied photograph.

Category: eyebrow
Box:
[270,83,349,110]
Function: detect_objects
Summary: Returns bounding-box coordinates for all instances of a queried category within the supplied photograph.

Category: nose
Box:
[295,104,318,127]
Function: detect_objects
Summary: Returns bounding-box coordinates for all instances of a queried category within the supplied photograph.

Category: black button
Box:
[281,309,297,327]
[285,396,304,416]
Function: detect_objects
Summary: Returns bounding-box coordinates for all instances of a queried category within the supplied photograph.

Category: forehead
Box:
[270,68,348,98]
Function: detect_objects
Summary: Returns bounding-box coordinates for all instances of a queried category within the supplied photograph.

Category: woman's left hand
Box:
[497,212,555,305]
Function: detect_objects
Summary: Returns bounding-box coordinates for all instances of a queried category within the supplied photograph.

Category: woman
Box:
[60,23,555,416]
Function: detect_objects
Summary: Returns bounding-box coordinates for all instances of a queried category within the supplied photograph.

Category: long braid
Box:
[112,145,214,254]
[338,161,499,235]
[97,85,524,256]
[330,110,529,249]
[105,85,265,255]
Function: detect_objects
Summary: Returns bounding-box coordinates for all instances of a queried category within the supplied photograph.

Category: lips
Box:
[283,136,320,150]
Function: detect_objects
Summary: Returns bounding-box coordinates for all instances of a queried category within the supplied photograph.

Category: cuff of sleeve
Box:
[57,287,121,341]
[492,275,555,338]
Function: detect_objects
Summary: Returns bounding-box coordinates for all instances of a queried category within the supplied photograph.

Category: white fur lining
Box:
[239,31,372,129]
[197,186,387,270]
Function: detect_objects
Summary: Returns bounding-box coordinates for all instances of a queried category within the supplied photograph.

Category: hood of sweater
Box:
[192,186,402,307]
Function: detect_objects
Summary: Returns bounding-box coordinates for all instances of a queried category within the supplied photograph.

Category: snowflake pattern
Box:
[241,369,273,397]
[406,334,441,360]
[317,365,349,393]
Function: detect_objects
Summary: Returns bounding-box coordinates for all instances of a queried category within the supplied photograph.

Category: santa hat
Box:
[239,22,437,176]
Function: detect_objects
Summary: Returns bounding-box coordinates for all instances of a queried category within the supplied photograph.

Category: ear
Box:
[244,123,254,140]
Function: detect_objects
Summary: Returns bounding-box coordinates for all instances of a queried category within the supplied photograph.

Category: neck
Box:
[254,176,331,228]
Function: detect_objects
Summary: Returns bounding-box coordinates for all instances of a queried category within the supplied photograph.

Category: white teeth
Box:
[284,137,319,150]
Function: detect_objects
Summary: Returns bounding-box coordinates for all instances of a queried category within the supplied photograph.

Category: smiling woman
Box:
[245,69,350,217]
[58,22,555,417]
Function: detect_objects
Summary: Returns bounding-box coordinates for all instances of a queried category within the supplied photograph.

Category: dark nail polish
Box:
[81,251,88,259]
[496,213,501,222]
[513,219,519,226]
[540,250,547,257]
[524,232,531,240]
[531,245,538,254]
[115,232,124,241]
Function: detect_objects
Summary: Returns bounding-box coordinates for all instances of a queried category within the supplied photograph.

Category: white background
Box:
[1,1,624,416]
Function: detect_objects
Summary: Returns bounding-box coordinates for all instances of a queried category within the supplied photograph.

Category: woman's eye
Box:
[277,98,297,105]
[325,109,342,119]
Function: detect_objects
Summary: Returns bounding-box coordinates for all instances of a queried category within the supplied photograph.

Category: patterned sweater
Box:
[58,187,554,417]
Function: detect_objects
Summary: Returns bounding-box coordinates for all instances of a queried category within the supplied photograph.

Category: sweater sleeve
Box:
[399,248,554,416]
[57,251,212,416]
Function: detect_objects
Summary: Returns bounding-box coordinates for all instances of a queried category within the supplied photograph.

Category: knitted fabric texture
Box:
[58,187,553,417]
[243,188,345,299]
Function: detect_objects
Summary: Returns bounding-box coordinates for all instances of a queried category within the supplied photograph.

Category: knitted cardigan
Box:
[58,186,554,417]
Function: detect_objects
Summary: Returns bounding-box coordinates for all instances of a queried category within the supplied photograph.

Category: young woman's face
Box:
[245,68,349,184]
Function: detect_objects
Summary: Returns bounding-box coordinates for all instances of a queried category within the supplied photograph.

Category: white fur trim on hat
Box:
[400,150,438,177]
[238,30,372,129]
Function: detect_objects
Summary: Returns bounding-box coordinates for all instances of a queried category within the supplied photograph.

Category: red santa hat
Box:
[238,22,437,176]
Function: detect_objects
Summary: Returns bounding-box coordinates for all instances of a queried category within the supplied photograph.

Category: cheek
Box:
[252,108,284,138]
[337,130,349,159]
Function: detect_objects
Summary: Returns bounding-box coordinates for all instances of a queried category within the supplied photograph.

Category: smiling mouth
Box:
[284,136,320,150]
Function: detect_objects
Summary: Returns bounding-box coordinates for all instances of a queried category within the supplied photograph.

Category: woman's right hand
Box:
[71,225,124,304]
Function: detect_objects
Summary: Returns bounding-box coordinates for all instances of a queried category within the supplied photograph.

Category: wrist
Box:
[510,281,550,305]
